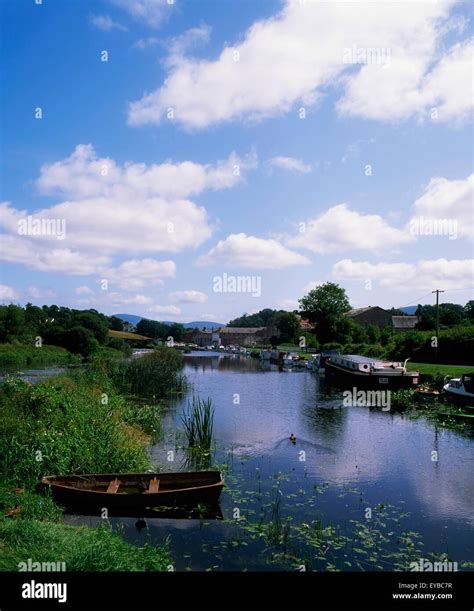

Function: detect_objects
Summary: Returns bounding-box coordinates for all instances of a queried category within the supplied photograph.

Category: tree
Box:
[108,316,124,331]
[298,283,351,344]
[168,323,185,342]
[272,311,300,343]
[465,301,474,322]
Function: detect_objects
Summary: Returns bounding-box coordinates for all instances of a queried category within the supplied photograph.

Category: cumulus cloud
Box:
[0,145,256,263]
[111,0,172,28]
[169,290,208,303]
[91,14,127,31]
[0,234,110,275]
[104,258,176,290]
[333,258,474,292]
[108,292,153,306]
[408,173,474,239]
[288,203,413,253]
[147,304,181,316]
[197,233,311,269]
[0,284,19,301]
[127,0,471,129]
[269,156,312,173]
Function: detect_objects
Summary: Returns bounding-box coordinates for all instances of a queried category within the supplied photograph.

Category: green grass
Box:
[0,519,170,571]
[106,347,187,399]
[0,372,154,490]
[408,362,474,377]
[0,344,79,368]
[0,358,177,572]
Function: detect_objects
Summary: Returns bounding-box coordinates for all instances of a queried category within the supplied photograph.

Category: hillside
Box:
[114,314,225,328]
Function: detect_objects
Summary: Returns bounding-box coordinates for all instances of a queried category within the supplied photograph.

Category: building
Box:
[191,328,219,347]
[392,316,419,333]
[345,307,420,332]
[122,321,136,333]
[219,327,268,347]
[345,307,392,330]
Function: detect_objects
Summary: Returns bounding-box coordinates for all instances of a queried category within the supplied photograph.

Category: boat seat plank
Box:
[106,479,121,494]
[146,477,160,494]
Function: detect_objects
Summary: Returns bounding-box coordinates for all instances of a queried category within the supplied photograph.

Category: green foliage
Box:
[0,519,170,571]
[299,283,351,344]
[228,309,301,344]
[385,325,474,365]
[180,397,214,451]
[0,344,79,367]
[106,347,187,399]
[0,373,153,490]
[105,337,133,356]
[0,304,126,357]
[391,389,417,411]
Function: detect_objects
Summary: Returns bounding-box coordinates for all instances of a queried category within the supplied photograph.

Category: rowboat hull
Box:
[41,471,224,511]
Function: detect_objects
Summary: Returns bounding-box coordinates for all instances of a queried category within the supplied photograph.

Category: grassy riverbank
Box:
[0,349,185,571]
[0,344,80,368]
[408,362,474,378]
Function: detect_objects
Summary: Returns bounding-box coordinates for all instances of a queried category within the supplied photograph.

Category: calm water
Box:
[66,353,474,571]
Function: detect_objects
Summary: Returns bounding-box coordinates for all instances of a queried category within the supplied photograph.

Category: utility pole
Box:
[432,289,445,360]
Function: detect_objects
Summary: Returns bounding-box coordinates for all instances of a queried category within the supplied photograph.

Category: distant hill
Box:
[400,306,418,315]
[114,314,225,329]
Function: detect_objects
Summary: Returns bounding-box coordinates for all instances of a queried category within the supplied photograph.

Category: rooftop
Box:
[392,316,419,329]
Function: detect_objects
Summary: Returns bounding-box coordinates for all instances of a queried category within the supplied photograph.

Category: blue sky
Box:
[0,0,473,323]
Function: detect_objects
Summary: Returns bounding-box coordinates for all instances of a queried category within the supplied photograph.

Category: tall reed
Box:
[180,397,214,452]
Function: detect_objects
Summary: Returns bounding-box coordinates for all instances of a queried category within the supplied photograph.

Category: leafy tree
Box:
[108,316,124,331]
[167,323,186,342]
[465,301,474,321]
[272,311,300,343]
[298,282,351,344]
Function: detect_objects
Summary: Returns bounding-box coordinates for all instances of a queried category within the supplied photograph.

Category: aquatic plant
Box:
[180,396,214,452]
[106,347,187,399]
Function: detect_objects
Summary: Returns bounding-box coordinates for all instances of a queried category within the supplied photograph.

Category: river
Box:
[65,352,473,571]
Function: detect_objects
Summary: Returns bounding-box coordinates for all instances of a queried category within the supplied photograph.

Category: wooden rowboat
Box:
[41,471,224,510]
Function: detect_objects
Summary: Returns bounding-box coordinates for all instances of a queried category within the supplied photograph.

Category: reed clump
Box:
[180,397,214,452]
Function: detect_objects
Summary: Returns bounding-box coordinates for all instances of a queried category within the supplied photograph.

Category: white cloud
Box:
[127,0,471,129]
[288,203,413,254]
[408,173,474,239]
[0,284,19,301]
[169,290,208,303]
[197,233,310,269]
[133,37,159,50]
[0,234,110,275]
[338,38,473,124]
[75,286,94,296]
[147,304,181,316]
[91,14,127,31]
[35,144,255,201]
[269,156,312,173]
[167,25,211,62]
[27,286,56,300]
[333,258,474,292]
[104,258,176,290]
[111,0,172,28]
[302,280,324,293]
[0,145,257,261]
[108,292,153,306]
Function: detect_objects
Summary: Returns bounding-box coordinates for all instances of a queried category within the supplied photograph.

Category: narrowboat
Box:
[325,354,420,389]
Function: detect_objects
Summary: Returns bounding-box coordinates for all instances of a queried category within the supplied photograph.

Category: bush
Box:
[384,325,474,365]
